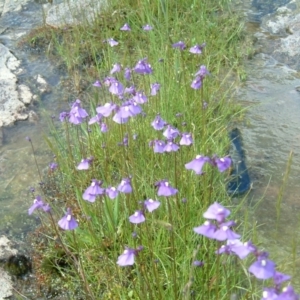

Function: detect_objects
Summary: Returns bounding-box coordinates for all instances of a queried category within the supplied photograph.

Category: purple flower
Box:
[151,114,166,130]
[273,271,291,286]
[249,254,276,280]
[133,91,148,104]
[69,99,88,125]
[129,210,145,224]
[96,103,116,117]
[125,85,136,94]
[277,286,299,300]
[180,133,193,146]
[156,180,178,197]
[28,196,46,215]
[117,247,136,266]
[100,122,108,132]
[109,80,124,96]
[59,112,69,122]
[112,112,129,124]
[58,208,78,230]
[230,240,256,259]
[189,43,205,54]
[203,202,230,223]
[164,140,179,152]
[110,63,121,74]
[134,58,153,74]
[185,155,210,175]
[106,186,119,199]
[83,179,105,202]
[124,68,132,81]
[114,105,133,119]
[77,158,92,170]
[93,80,102,87]
[213,221,241,241]
[103,76,116,86]
[172,41,186,50]
[89,113,103,125]
[210,156,232,172]
[193,261,204,267]
[194,221,217,239]
[106,38,118,47]
[217,239,254,259]
[163,125,180,139]
[127,101,142,116]
[262,288,279,300]
[49,162,58,171]
[120,23,131,31]
[191,76,202,90]
[151,140,166,153]
[118,178,132,193]
[195,65,210,78]
[143,24,153,31]
[144,199,160,212]
[122,133,129,146]
[150,83,161,96]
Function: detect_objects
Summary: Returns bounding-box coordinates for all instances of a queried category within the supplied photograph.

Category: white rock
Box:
[18,84,33,105]
[1,0,31,15]
[0,43,33,127]
[35,74,50,93]
[0,269,13,300]
[0,236,17,300]
[45,0,107,28]
[0,235,18,260]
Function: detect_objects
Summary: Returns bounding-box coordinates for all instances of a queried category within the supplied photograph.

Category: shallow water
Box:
[237,0,300,288]
[0,2,67,239]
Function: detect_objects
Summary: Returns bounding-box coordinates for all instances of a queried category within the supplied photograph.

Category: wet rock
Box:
[258,1,300,70]
[0,236,18,300]
[44,0,107,28]
[0,268,13,300]
[35,74,50,93]
[28,110,39,123]
[18,84,33,105]
[0,235,18,259]
[0,43,34,127]
[0,0,31,15]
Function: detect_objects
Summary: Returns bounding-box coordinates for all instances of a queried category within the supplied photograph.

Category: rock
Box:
[0,0,31,15]
[18,84,33,105]
[0,268,13,300]
[0,236,18,300]
[35,74,50,93]
[28,110,39,123]
[0,236,18,260]
[258,1,300,70]
[44,0,107,28]
[0,43,34,127]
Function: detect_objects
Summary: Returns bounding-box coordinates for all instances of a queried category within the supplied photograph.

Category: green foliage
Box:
[27,0,258,299]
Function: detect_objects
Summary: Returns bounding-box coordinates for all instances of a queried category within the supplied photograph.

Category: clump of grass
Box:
[23,0,297,299]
